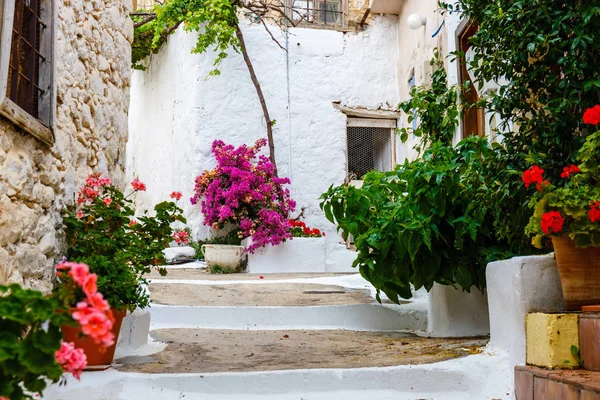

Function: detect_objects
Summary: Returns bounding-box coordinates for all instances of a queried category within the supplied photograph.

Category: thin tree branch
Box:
[235,24,278,177]
[134,14,157,28]
[259,18,287,52]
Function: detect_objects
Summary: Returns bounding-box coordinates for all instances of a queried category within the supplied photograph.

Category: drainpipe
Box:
[285,10,292,195]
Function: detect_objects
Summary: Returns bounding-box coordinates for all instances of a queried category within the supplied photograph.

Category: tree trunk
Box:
[235,25,278,177]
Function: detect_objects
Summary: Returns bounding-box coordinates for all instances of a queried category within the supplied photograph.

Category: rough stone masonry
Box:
[0,0,132,292]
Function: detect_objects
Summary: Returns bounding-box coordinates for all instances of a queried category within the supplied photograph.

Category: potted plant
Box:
[243,219,327,273]
[63,174,185,365]
[191,139,296,269]
[524,106,600,310]
[0,262,113,399]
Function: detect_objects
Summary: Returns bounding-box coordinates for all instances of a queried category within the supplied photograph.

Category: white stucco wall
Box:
[127,16,399,270]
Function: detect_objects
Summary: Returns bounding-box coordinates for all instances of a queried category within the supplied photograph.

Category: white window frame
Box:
[0,0,55,146]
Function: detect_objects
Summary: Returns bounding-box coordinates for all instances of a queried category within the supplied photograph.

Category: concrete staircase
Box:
[45,268,514,400]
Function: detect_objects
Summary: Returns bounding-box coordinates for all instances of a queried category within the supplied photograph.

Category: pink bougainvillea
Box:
[191,139,296,253]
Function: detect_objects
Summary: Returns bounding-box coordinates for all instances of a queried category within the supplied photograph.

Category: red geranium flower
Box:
[522,166,544,188]
[540,211,565,235]
[131,178,146,192]
[560,164,581,179]
[589,202,600,223]
[170,191,183,200]
[583,105,600,125]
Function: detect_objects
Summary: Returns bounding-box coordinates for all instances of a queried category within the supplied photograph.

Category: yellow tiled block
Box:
[526,313,580,369]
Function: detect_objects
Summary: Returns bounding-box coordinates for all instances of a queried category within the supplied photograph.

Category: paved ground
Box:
[148,268,356,281]
[116,328,487,373]
[149,282,375,306]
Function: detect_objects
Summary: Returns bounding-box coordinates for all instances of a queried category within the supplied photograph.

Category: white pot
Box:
[201,244,245,268]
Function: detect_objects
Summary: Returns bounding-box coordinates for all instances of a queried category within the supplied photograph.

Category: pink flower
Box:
[55,342,87,380]
[129,219,138,226]
[82,274,97,297]
[86,292,110,312]
[173,230,190,245]
[103,197,112,206]
[73,305,115,347]
[170,191,183,200]
[131,178,146,191]
[76,211,84,219]
[68,263,90,287]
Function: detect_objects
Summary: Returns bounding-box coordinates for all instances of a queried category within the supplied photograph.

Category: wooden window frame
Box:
[456,18,485,139]
[0,0,55,146]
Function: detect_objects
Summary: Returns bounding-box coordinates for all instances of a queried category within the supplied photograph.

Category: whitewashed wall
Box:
[127,16,399,270]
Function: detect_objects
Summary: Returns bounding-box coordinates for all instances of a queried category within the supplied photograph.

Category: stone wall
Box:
[0,0,133,292]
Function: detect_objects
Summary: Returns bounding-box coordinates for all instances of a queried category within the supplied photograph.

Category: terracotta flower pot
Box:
[62,309,127,368]
[552,237,600,310]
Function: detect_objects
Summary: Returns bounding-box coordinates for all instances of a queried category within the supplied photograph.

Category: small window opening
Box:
[346,125,394,181]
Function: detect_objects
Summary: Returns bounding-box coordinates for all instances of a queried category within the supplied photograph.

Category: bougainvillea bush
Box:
[191,139,296,253]
[64,174,185,311]
[0,262,113,400]
[525,107,600,249]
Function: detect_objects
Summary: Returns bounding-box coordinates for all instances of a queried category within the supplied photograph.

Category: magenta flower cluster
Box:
[191,139,296,253]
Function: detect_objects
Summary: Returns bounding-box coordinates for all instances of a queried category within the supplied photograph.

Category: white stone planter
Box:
[201,244,245,268]
[427,284,490,337]
[242,237,327,273]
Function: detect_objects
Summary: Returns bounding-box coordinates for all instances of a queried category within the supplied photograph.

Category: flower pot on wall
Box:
[62,309,127,368]
[552,237,600,310]
[201,244,245,269]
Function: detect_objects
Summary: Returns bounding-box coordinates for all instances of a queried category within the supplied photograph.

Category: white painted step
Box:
[149,302,427,331]
[43,352,513,400]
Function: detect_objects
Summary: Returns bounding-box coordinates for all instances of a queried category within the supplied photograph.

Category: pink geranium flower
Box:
[131,178,146,191]
[55,342,87,380]
[170,191,183,200]
[103,197,112,206]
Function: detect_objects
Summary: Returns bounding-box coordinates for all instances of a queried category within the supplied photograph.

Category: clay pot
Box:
[552,237,600,310]
[62,309,127,367]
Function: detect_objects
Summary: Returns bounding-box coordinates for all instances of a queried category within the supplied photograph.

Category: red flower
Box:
[589,202,600,223]
[170,191,183,200]
[540,211,565,235]
[131,178,146,192]
[535,180,550,192]
[103,197,112,206]
[560,164,581,179]
[312,228,321,235]
[522,166,544,188]
[583,105,600,125]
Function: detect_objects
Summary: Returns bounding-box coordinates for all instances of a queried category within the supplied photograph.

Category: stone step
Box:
[148,268,355,281]
[44,348,511,400]
[116,328,487,374]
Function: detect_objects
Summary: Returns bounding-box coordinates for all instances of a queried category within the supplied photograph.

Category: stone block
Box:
[526,313,579,369]
[427,283,489,337]
[243,237,327,273]
[486,254,564,365]
[116,309,150,355]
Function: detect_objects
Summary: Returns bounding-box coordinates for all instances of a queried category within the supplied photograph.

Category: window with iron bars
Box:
[346,122,396,181]
[0,0,54,145]
[287,0,347,27]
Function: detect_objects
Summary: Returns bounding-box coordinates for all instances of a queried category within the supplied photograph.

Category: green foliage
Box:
[208,264,238,274]
[132,0,239,72]
[526,130,600,248]
[398,51,459,154]
[321,138,517,302]
[440,0,600,177]
[0,284,73,400]
[64,182,185,311]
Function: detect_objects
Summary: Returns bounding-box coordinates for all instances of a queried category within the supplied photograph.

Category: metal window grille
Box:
[7,0,48,120]
[289,0,344,26]
[347,127,393,180]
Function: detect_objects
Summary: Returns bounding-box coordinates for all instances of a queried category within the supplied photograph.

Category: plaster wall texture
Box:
[427,283,490,337]
[0,0,133,292]
[486,254,564,367]
[127,16,399,271]
[242,237,331,273]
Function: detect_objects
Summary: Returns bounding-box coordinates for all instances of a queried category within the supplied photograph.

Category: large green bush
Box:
[321,138,517,302]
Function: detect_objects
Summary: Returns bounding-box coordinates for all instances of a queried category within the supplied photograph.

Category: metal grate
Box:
[7,0,48,119]
[347,127,393,180]
[289,0,344,25]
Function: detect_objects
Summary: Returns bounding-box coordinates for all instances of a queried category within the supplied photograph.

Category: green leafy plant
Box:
[208,264,238,274]
[0,284,72,399]
[321,138,515,302]
[398,50,459,154]
[64,174,186,311]
[525,111,600,248]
